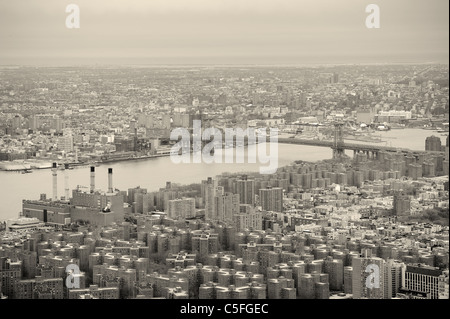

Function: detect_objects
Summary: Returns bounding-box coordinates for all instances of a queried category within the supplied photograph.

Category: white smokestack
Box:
[90,166,95,193]
[108,168,113,193]
[52,162,58,201]
[64,163,70,200]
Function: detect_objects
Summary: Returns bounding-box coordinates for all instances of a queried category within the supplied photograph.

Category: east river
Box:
[0,129,447,221]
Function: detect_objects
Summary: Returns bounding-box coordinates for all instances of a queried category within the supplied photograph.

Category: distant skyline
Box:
[0,0,448,66]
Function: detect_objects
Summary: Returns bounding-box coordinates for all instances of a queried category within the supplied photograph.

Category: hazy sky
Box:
[0,0,448,65]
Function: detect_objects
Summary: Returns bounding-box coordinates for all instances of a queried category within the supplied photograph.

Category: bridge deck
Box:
[277,138,444,155]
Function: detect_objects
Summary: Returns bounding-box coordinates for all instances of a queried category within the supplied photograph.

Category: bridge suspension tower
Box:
[333,122,345,159]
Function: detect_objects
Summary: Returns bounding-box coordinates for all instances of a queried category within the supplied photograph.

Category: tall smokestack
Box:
[134,128,138,152]
[64,163,70,200]
[108,168,113,193]
[90,166,95,193]
[52,162,58,201]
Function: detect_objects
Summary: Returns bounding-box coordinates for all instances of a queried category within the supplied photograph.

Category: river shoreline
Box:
[0,129,447,221]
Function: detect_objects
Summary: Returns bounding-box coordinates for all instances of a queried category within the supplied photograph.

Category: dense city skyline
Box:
[0,0,448,306]
[0,62,449,301]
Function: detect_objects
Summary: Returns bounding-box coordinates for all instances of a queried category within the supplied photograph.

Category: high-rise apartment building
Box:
[214,192,239,222]
[425,135,442,152]
[393,192,411,216]
[57,134,74,153]
[259,187,283,212]
[203,177,219,220]
[52,116,63,133]
[404,264,443,299]
[384,259,406,299]
[0,258,22,298]
[352,249,385,299]
[167,198,196,219]
[233,204,263,231]
[235,175,255,206]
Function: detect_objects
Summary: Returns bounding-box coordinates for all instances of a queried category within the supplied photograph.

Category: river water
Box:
[0,129,446,221]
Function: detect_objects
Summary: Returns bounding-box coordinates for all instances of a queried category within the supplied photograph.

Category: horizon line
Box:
[0,61,448,68]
